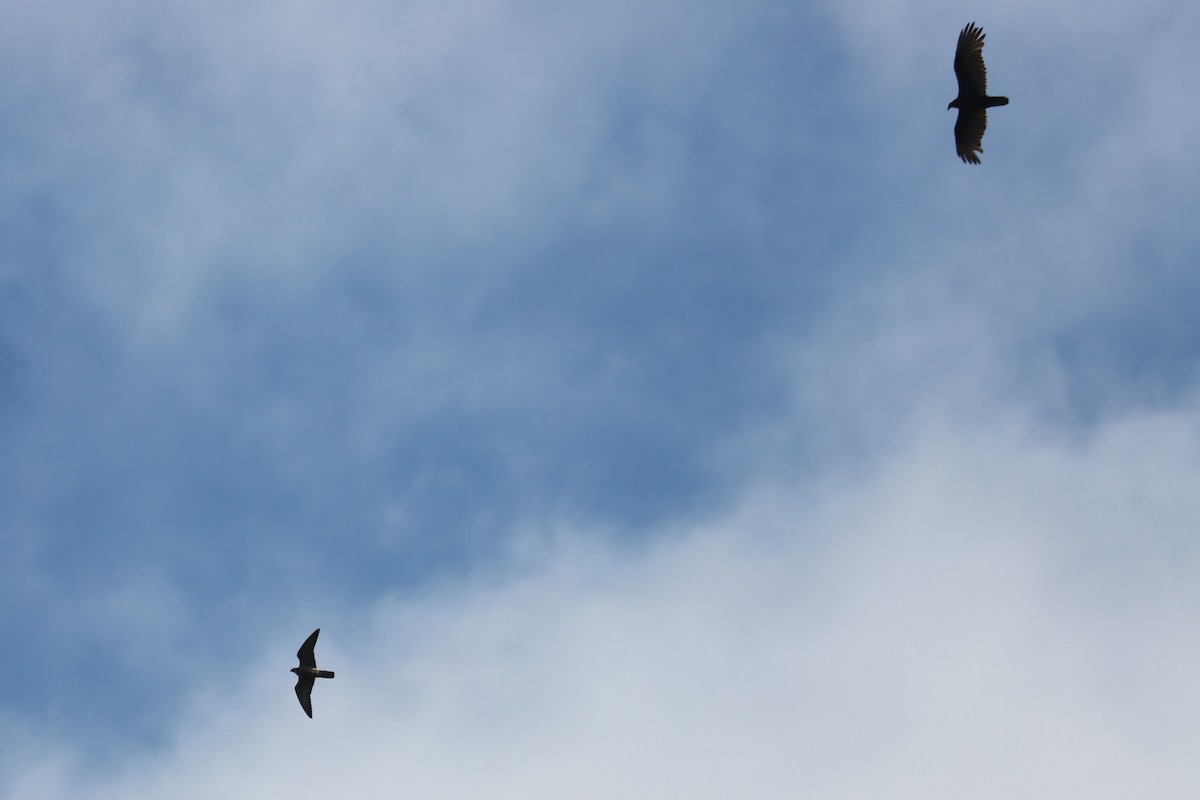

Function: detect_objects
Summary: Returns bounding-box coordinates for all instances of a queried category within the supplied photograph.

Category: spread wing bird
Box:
[291,628,336,718]
[947,22,1009,164]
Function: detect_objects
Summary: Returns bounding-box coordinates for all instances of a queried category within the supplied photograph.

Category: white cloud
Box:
[9,391,1196,799]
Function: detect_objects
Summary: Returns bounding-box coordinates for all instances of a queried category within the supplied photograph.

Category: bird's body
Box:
[948,22,1008,164]
[291,628,335,718]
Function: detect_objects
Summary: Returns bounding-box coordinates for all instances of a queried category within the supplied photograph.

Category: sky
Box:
[2,0,1199,796]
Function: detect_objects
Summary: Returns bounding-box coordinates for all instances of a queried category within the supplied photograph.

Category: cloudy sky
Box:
[2,0,1199,796]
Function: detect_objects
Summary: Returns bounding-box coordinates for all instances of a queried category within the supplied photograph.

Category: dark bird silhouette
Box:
[291,628,335,718]
[947,22,1008,164]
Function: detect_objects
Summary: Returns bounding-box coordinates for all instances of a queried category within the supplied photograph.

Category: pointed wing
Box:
[953,22,989,97]
[294,675,316,718]
[954,108,987,164]
[296,628,320,668]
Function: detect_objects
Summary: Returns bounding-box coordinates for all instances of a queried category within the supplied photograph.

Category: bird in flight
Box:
[947,22,1009,163]
[291,628,335,718]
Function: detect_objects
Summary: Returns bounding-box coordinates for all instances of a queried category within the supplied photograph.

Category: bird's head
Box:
[947,99,960,110]
[290,667,301,675]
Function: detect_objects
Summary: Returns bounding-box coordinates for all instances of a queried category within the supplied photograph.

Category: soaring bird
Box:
[291,628,335,718]
[947,22,1009,164]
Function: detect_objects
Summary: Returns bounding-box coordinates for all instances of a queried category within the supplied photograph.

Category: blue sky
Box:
[3,0,1200,796]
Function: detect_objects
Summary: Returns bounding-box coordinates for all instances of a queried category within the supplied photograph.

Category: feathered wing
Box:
[954,22,989,97]
[296,628,320,669]
[955,108,987,164]
[295,675,316,718]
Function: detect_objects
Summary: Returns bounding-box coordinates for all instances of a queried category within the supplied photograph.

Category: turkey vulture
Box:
[947,22,1008,164]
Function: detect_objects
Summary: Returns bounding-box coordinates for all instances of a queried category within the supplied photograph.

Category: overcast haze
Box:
[3,0,1200,797]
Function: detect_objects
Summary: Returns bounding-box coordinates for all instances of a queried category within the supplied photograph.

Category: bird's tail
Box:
[316,670,335,679]
[985,96,1009,108]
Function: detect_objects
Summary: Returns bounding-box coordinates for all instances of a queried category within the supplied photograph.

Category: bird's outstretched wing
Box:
[296,628,320,669]
[955,108,987,164]
[294,675,316,718]
[953,22,989,97]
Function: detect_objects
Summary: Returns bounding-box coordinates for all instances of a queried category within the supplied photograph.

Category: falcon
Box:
[291,628,335,718]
